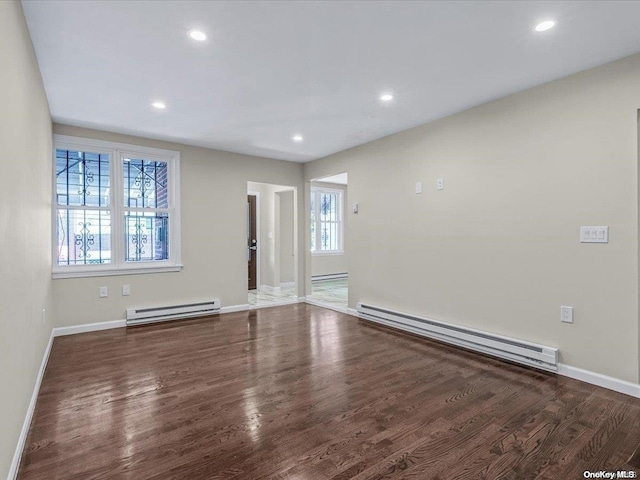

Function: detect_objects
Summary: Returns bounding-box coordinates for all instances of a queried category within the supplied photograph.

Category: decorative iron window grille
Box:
[55,149,111,265]
[53,136,180,277]
[310,187,343,253]
[123,158,170,262]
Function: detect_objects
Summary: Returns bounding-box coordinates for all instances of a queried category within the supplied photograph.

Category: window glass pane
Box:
[123,159,169,208]
[56,209,111,265]
[312,190,342,252]
[320,193,337,221]
[310,193,316,252]
[125,212,169,262]
[56,149,110,207]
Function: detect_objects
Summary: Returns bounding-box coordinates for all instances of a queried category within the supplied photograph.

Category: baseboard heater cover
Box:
[312,273,348,281]
[126,299,221,326]
[356,303,558,372]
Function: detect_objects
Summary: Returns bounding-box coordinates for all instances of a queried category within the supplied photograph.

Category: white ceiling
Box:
[22,0,640,163]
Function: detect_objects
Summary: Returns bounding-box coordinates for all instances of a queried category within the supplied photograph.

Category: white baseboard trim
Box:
[220,304,251,314]
[346,308,359,317]
[557,363,640,398]
[9,332,54,480]
[304,298,348,314]
[280,282,295,288]
[259,285,281,295]
[52,319,126,337]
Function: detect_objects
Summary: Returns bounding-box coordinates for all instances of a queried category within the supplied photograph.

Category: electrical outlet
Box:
[99,286,108,298]
[122,284,131,296]
[437,178,444,190]
[580,226,608,243]
[561,305,573,323]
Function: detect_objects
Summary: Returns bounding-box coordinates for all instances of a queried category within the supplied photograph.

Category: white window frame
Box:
[52,135,182,278]
[310,187,344,255]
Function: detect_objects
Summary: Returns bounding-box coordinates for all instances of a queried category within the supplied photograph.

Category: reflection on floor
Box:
[248,285,296,306]
[309,277,348,310]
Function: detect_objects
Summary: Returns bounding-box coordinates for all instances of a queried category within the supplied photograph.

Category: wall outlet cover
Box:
[561,305,573,323]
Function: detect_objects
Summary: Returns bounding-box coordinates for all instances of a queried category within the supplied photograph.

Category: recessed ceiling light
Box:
[292,134,303,143]
[151,101,166,109]
[534,20,556,32]
[188,30,207,41]
[380,93,394,102]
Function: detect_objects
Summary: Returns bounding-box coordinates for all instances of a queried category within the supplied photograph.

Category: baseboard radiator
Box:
[312,273,348,281]
[126,300,221,326]
[357,303,558,372]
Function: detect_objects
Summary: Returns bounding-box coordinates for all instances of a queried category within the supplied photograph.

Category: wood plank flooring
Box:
[18,303,640,479]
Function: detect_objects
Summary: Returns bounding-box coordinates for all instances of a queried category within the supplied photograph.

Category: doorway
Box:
[308,172,348,311]
[247,194,258,290]
[247,182,298,307]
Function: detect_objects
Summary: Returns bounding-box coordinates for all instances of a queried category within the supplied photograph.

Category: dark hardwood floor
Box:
[18,303,640,479]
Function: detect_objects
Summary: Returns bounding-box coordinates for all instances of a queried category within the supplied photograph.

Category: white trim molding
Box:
[557,363,640,398]
[280,282,295,288]
[304,297,348,314]
[53,319,126,337]
[220,304,251,314]
[9,333,54,480]
[346,307,359,317]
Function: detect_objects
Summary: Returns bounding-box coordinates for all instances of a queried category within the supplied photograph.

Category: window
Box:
[53,135,181,278]
[310,187,343,254]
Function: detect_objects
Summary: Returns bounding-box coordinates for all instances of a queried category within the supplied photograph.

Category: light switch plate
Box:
[580,226,608,243]
[415,182,422,194]
[99,286,108,298]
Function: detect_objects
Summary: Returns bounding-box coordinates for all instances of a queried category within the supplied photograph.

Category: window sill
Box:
[52,264,183,279]
[311,251,344,257]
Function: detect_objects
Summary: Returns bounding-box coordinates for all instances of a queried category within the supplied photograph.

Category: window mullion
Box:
[112,150,124,269]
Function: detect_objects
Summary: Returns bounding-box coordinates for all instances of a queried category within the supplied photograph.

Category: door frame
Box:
[248,190,261,290]
[307,172,348,308]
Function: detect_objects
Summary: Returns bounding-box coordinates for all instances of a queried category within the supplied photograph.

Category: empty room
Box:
[3,0,640,478]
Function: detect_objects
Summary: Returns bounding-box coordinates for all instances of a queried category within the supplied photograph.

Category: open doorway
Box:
[247,182,298,307]
[308,173,348,311]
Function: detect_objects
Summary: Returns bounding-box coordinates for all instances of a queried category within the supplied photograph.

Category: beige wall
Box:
[279,190,295,284]
[0,1,53,477]
[53,125,304,325]
[305,53,640,383]
[310,181,348,277]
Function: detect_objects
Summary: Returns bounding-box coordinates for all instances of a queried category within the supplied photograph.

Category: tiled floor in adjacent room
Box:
[248,277,348,310]
[309,277,348,310]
